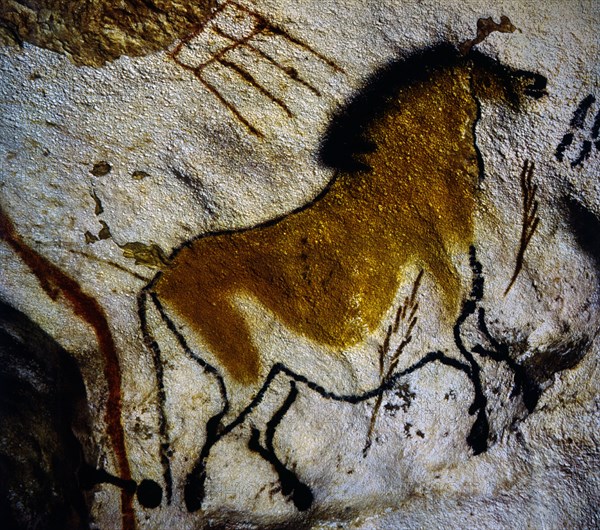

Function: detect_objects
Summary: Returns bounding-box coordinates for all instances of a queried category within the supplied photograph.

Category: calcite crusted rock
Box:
[0,0,599,529]
[0,0,216,66]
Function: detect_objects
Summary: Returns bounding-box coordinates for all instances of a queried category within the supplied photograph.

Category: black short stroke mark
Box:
[556,94,600,167]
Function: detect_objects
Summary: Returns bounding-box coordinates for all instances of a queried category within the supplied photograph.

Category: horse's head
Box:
[467,48,547,109]
[316,43,547,319]
[319,43,547,173]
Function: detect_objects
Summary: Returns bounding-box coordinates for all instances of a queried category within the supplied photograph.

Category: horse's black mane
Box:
[318,42,545,172]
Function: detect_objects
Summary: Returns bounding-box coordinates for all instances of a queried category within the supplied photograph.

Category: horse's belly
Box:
[259,246,402,348]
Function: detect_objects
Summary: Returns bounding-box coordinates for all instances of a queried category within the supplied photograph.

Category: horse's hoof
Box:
[292,481,314,511]
[184,474,206,512]
[467,409,489,455]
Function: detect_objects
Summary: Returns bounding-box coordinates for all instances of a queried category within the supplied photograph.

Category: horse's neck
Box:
[361,66,479,201]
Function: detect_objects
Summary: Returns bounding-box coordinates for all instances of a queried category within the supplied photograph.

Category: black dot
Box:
[136,479,162,508]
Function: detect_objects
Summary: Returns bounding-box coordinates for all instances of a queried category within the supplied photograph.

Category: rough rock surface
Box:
[0,0,216,66]
[0,0,598,528]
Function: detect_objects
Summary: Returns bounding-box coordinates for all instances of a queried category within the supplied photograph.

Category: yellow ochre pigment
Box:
[156,49,530,383]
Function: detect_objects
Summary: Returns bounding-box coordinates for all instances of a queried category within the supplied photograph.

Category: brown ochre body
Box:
[154,44,541,384]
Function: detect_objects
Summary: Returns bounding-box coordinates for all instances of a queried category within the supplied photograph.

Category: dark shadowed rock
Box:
[0,301,91,529]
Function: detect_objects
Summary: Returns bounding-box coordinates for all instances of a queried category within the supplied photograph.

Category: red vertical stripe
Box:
[0,206,135,530]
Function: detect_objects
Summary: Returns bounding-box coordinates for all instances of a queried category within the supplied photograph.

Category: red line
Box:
[169,0,231,60]
[0,206,135,530]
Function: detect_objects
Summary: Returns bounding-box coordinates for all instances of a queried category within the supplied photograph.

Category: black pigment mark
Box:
[555,132,574,162]
[591,109,600,139]
[555,94,599,167]
[137,479,163,508]
[170,167,217,216]
[388,384,416,414]
[522,73,547,100]
[80,464,164,509]
[248,382,313,511]
[505,160,539,295]
[566,196,600,273]
[170,167,195,189]
[472,308,541,412]
[80,465,136,495]
[571,140,592,167]
[570,95,595,129]
[522,338,591,392]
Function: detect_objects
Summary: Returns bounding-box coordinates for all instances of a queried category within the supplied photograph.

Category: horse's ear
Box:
[460,15,547,109]
[459,15,516,55]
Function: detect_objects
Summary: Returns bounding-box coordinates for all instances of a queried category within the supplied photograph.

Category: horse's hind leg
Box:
[183,408,228,511]
[137,286,174,503]
[147,291,231,512]
[248,381,314,511]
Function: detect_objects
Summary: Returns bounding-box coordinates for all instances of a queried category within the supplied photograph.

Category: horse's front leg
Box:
[138,286,174,504]
[453,246,490,455]
[472,307,541,412]
[247,381,314,511]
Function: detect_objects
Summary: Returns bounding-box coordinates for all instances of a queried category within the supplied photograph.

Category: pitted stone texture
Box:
[0,0,216,66]
[0,0,598,528]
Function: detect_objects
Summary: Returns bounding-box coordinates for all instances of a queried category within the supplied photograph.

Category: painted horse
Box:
[138,42,547,511]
